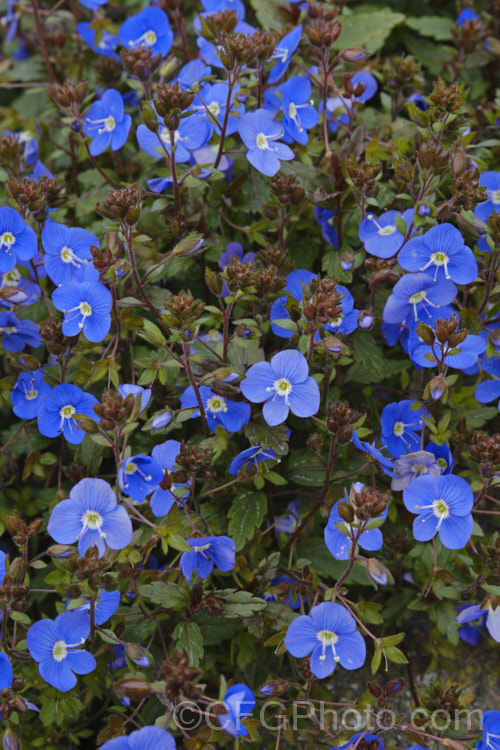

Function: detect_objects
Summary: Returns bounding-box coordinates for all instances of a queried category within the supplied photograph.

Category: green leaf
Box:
[371,646,382,674]
[285,449,326,487]
[383,645,409,664]
[334,10,406,53]
[406,16,454,40]
[228,489,267,551]
[172,621,204,667]
[220,589,267,618]
[137,581,189,611]
[244,420,290,457]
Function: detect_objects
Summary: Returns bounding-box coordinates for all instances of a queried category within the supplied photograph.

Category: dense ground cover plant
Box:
[0,0,499,747]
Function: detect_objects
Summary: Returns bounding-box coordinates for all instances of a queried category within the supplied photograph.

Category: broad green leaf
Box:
[228,490,267,550]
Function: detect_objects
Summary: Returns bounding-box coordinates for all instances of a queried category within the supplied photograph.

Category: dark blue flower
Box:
[398,224,478,284]
[475,374,500,411]
[217,684,256,738]
[27,611,96,692]
[0,311,40,352]
[241,350,320,426]
[180,536,236,581]
[270,268,314,338]
[149,439,187,517]
[193,82,243,137]
[475,171,500,223]
[229,445,277,475]
[352,432,395,476]
[351,71,378,102]
[380,400,423,458]
[78,0,107,8]
[403,474,473,549]
[383,273,457,324]
[37,384,99,445]
[118,7,173,58]
[69,588,120,626]
[262,576,302,610]
[111,644,150,670]
[83,89,131,156]
[456,603,500,644]
[151,410,172,429]
[238,109,294,177]
[411,330,486,370]
[456,8,480,25]
[175,59,212,90]
[48,477,133,557]
[275,499,301,533]
[337,734,385,750]
[201,0,245,17]
[11,370,50,419]
[268,25,302,83]
[180,385,251,433]
[0,207,37,273]
[218,241,255,269]
[0,652,12,690]
[284,601,366,678]
[313,207,338,247]
[359,209,414,258]
[266,76,319,145]
[324,482,387,560]
[118,455,164,502]
[0,266,40,307]
[41,219,98,285]
[52,280,112,343]
[426,441,454,474]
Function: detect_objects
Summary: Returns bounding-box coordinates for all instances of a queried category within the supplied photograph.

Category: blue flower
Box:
[456,603,500,643]
[83,89,131,156]
[241,350,320,426]
[351,71,378,102]
[78,0,107,8]
[474,171,500,223]
[426,441,454,474]
[101,726,177,750]
[175,59,212,89]
[27,611,96,692]
[69,589,120,626]
[411,329,486,370]
[381,400,423,458]
[137,109,210,162]
[52,280,112,342]
[0,267,39,307]
[275,499,301,534]
[201,0,245,17]
[180,385,251,433]
[268,25,302,83]
[41,219,98,285]
[336,734,385,750]
[0,207,37,273]
[218,241,255,269]
[352,433,395,476]
[269,268,314,338]
[197,19,255,67]
[0,652,13,690]
[358,209,414,258]
[267,76,319,145]
[403,474,474,549]
[11,370,50,419]
[238,109,294,177]
[324,483,387,560]
[180,536,236,581]
[193,82,243,137]
[76,22,119,59]
[0,311,40,352]
[284,601,366,678]
[398,224,478,284]
[149,439,187,517]
[37,384,99,445]
[476,710,500,750]
[391,450,441,491]
[118,7,173,58]
[457,8,480,25]
[112,644,150,670]
[48,478,133,557]
[262,576,302,610]
[475,373,500,411]
[217,684,256,738]
[151,410,172,430]
[313,207,338,247]
[118,455,164,502]
[119,384,151,413]
[229,445,277,475]
[383,273,457,324]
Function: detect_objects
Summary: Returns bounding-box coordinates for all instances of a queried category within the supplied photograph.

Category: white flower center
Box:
[378,224,396,236]
[272,377,292,397]
[489,189,500,205]
[316,629,340,662]
[432,498,449,519]
[103,115,116,132]
[52,640,67,663]
[256,132,269,150]
[60,404,75,420]
[208,101,220,116]
[25,389,38,400]
[81,509,104,530]
[0,232,16,251]
[79,301,92,318]
[206,395,228,414]
[393,421,405,437]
